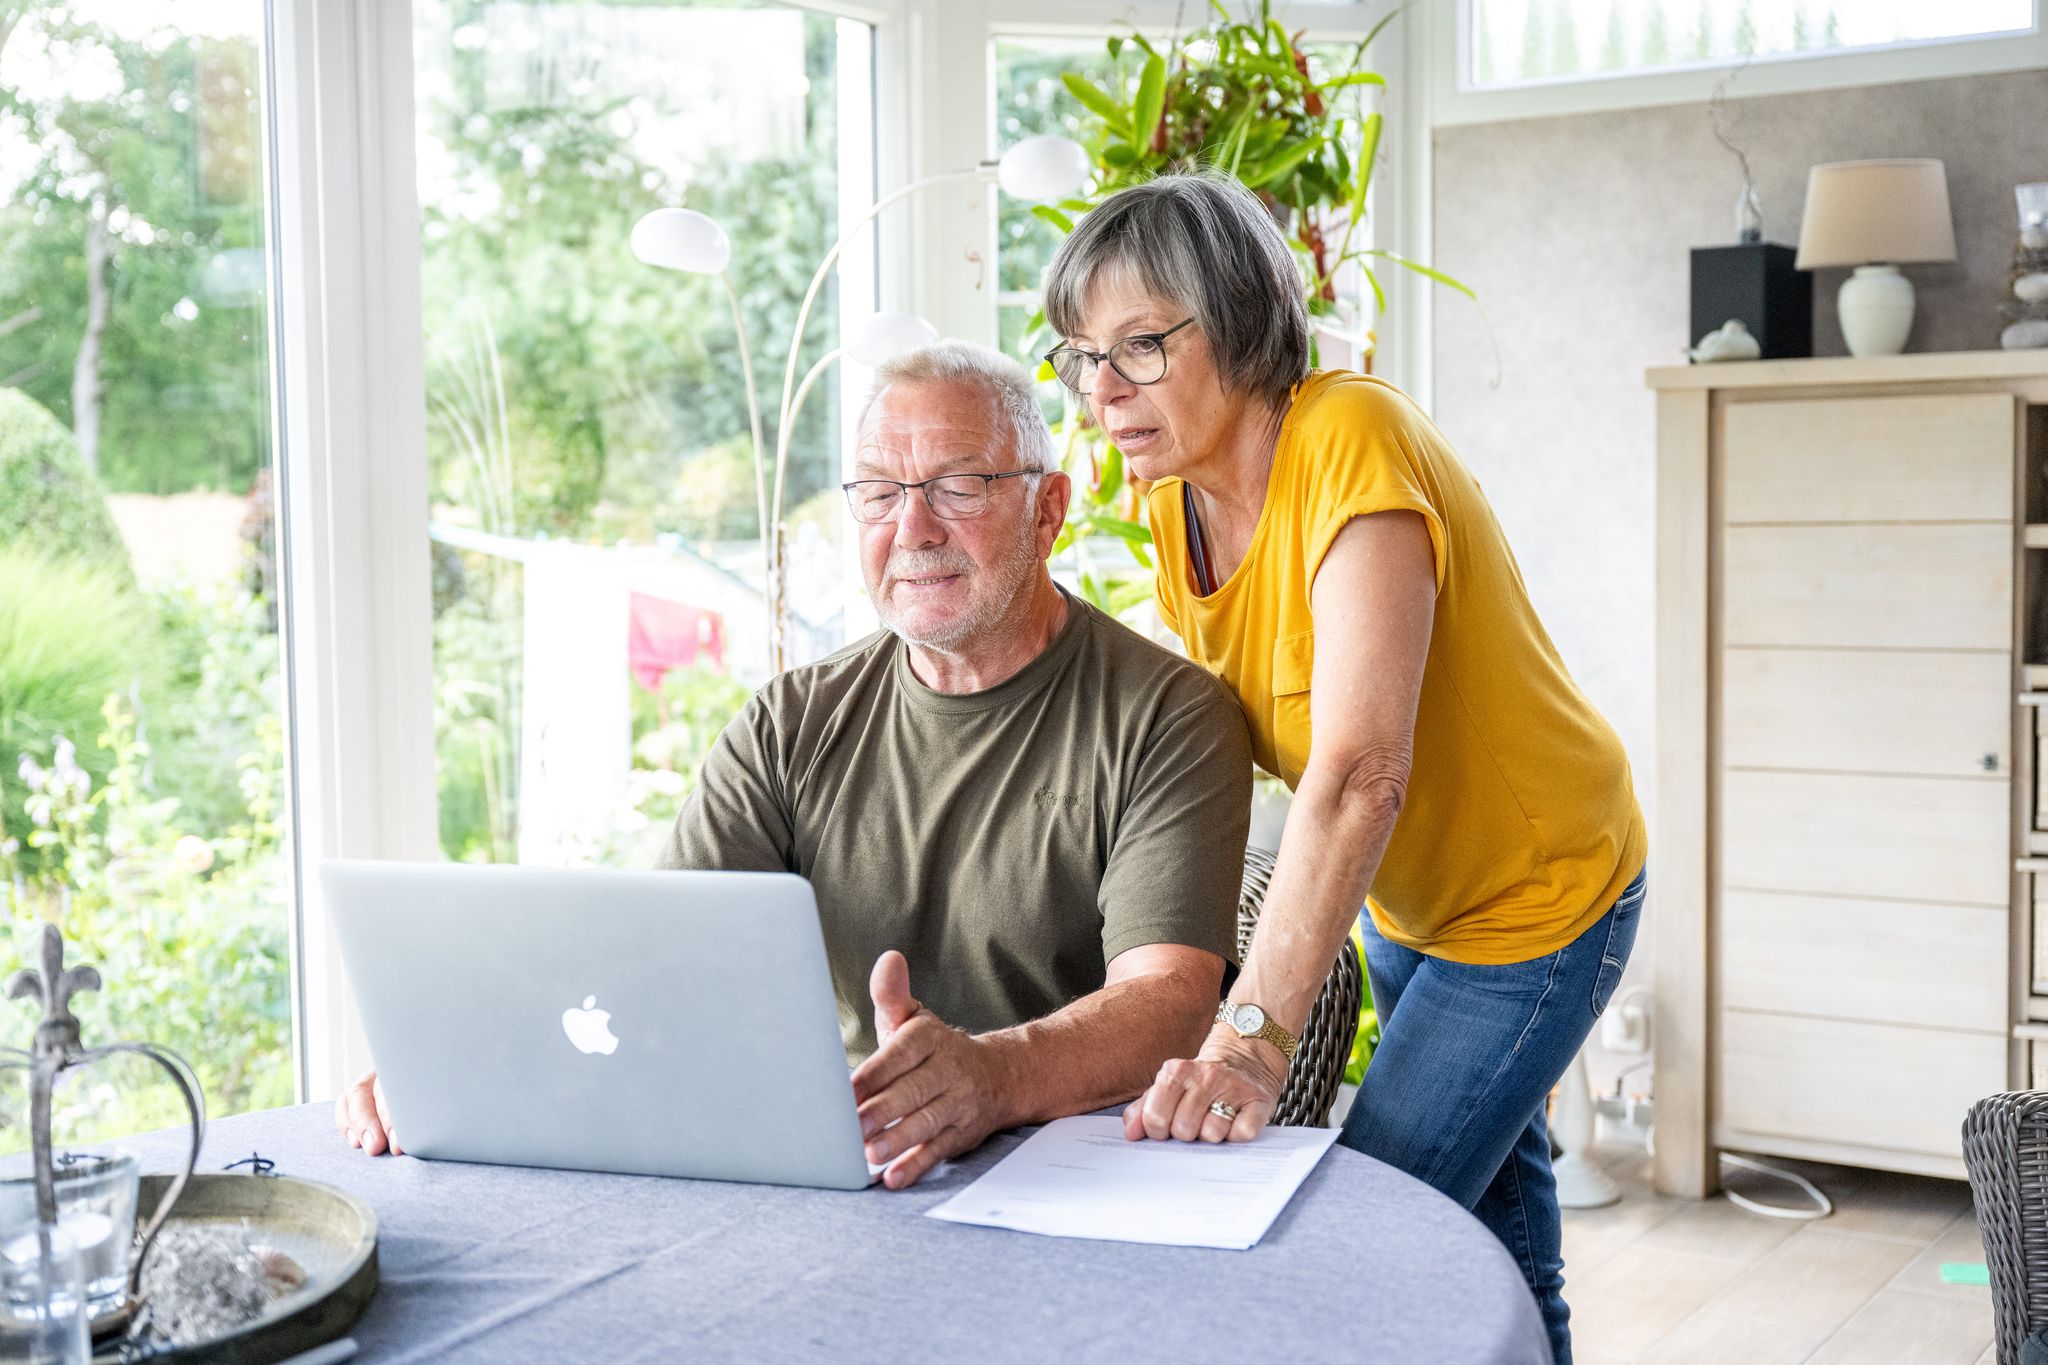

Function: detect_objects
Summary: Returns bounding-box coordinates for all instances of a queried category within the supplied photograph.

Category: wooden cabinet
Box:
[1650,351,2048,1197]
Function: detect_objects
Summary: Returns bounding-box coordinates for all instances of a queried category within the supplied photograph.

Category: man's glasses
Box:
[840,470,1038,524]
[1044,318,1195,396]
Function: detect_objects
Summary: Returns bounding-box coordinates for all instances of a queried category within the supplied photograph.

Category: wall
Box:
[1428,65,2048,1093]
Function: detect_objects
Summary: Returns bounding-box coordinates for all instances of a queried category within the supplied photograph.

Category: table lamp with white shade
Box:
[1794,158,1957,358]
[632,134,1089,670]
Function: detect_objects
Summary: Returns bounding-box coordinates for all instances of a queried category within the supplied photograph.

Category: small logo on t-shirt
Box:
[1032,785,1085,814]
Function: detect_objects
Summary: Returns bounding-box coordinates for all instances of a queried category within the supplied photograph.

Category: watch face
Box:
[1233,1004,1266,1033]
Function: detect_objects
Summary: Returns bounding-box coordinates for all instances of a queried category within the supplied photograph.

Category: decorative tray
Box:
[91,1173,377,1364]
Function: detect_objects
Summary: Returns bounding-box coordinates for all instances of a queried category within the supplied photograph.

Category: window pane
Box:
[1470,0,2035,86]
[0,1,294,1140]
[415,1,871,869]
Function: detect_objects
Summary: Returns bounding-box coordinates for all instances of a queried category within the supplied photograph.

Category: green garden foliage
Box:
[0,574,291,1146]
[0,547,150,877]
[0,9,272,498]
[0,388,133,578]
[1,689,292,1148]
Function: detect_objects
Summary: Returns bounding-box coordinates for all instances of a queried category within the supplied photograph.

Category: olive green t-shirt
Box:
[655,595,1253,1061]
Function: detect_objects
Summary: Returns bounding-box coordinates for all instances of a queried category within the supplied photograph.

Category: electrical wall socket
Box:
[1601,989,1652,1054]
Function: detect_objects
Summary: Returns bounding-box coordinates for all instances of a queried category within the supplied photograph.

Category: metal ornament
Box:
[0,921,205,1315]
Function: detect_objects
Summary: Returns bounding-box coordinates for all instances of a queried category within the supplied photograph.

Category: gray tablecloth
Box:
[121,1104,1547,1364]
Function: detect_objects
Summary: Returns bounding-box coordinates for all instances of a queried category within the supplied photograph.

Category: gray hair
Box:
[1042,172,1310,409]
[859,340,1057,474]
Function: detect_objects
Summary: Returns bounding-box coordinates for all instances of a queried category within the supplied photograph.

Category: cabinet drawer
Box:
[1721,770,2010,906]
[2034,1042,2048,1092]
[1722,394,2014,524]
[1722,649,2009,778]
[2035,877,2048,991]
[1721,891,2006,1032]
[1720,1011,2004,1159]
[1723,524,2011,651]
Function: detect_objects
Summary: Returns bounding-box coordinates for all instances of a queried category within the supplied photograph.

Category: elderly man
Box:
[337,341,1254,1188]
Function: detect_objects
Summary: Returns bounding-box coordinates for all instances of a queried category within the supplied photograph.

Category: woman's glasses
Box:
[1044,318,1195,395]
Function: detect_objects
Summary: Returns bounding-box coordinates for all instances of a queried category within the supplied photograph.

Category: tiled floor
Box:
[1565,1140,1994,1365]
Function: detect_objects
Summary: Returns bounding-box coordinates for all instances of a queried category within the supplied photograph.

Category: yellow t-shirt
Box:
[1147,370,1646,964]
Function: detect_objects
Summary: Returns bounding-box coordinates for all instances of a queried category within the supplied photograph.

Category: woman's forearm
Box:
[1231,759,1404,1034]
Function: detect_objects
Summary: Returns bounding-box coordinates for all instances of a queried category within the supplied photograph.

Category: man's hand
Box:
[849,951,1011,1191]
[334,1070,403,1156]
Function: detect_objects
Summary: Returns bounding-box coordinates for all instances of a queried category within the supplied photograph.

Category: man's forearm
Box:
[974,968,1221,1131]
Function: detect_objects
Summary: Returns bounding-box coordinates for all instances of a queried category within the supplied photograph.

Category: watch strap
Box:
[1257,1016,1299,1062]
[1215,1001,1298,1061]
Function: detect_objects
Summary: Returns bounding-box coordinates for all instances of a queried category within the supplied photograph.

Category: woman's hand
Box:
[1123,1026,1289,1144]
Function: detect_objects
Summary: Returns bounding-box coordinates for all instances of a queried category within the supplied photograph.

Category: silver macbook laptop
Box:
[319,859,874,1190]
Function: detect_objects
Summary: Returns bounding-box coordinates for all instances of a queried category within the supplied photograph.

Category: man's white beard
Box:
[873,514,1043,654]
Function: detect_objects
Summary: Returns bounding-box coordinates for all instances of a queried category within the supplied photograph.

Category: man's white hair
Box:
[858,340,1058,474]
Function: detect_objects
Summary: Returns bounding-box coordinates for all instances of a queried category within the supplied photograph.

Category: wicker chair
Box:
[1236,845,1364,1127]
[1963,1091,2048,1364]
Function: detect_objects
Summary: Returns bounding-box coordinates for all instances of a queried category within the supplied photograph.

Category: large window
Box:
[413,1,872,869]
[0,1,294,1137]
[1467,0,2036,88]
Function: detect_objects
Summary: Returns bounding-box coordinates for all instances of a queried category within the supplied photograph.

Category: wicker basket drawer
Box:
[2037,705,2048,832]
[2037,878,2048,992]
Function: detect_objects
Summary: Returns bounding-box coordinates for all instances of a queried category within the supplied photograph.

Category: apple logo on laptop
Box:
[562,995,620,1055]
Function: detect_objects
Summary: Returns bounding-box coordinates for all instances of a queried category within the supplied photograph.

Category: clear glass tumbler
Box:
[0,1153,139,1316]
[0,1220,90,1364]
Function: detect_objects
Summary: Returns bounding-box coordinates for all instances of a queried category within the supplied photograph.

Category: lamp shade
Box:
[848,310,939,366]
[996,134,1091,202]
[1794,159,1957,269]
[630,208,732,274]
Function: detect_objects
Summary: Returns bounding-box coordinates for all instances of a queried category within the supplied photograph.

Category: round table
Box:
[122,1104,1548,1363]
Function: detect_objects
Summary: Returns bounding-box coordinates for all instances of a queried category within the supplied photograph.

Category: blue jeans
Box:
[1339,867,1646,1365]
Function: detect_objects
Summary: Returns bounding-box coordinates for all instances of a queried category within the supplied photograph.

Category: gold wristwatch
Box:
[1216,1001,1298,1061]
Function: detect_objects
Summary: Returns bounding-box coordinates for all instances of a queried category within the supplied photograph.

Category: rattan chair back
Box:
[1963,1090,2048,1364]
[1236,845,1364,1127]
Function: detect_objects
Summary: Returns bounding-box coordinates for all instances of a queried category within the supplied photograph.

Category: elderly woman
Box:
[1041,172,1644,1365]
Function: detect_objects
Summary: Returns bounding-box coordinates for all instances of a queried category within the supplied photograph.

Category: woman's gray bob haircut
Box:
[1042,172,1310,408]
[860,339,1058,474]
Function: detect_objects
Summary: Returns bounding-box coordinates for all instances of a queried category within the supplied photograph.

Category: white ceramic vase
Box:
[1836,264,1916,357]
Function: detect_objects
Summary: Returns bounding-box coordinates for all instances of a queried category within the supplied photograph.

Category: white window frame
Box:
[1433,0,2048,126]
[267,0,440,1102]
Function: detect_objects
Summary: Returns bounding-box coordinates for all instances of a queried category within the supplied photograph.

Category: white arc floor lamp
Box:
[630,133,1091,672]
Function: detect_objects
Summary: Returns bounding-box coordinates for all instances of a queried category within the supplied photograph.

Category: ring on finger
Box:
[1208,1101,1238,1121]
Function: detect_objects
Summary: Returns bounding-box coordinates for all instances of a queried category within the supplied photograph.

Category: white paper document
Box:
[924,1115,1340,1250]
